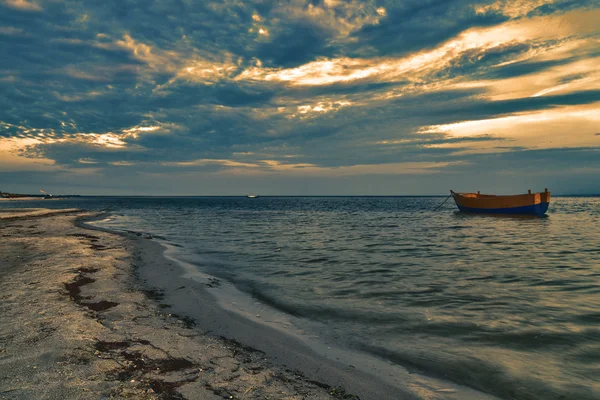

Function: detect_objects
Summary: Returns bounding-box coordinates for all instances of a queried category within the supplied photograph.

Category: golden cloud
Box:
[418,102,600,153]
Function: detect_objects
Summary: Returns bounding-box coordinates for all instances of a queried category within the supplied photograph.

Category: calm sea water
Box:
[3,196,599,399]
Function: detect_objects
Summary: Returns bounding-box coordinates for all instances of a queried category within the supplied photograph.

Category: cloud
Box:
[350,0,509,57]
[1,0,41,11]
[0,0,599,194]
[254,20,334,68]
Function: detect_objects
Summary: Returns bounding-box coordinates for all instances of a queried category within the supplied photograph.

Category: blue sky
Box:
[1,0,599,195]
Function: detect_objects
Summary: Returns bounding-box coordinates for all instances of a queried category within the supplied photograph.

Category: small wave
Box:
[353,279,390,287]
[566,346,600,364]
[528,279,580,287]
[356,343,591,400]
[469,329,587,349]
[247,288,409,324]
[329,288,359,297]
[266,270,290,276]
[499,276,524,283]
[561,284,600,292]
[364,242,389,248]
[357,268,394,274]
[464,275,496,281]
[303,257,331,264]
[405,293,488,308]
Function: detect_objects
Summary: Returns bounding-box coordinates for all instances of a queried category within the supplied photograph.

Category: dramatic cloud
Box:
[0,0,599,194]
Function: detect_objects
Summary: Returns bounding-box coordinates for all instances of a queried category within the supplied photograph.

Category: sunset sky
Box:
[1,0,599,195]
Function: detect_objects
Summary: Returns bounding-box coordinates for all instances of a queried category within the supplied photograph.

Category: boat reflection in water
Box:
[451,189,551,217]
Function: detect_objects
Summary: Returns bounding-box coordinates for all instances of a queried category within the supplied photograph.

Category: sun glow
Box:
[418,103,600,152]
[2,0,41,11]
[0,137,57,172]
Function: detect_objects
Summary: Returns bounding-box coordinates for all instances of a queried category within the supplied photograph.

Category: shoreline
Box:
[0,209,496,400]
[80,214,417,400]
[83,213,498,400]
[0,210,344,399]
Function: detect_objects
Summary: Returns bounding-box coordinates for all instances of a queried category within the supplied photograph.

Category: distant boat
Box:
[451,189,551,216]
[246,195,259,198]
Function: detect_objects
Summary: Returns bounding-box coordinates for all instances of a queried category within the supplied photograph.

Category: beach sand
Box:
[0,210,357,399]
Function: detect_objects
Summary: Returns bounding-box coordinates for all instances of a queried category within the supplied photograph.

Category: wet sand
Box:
[0,210,354,399]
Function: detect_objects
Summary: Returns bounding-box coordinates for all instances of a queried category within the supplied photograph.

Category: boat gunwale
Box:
[450,191,548,199]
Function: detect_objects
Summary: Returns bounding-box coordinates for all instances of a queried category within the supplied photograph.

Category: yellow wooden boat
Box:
[451,189,551,216]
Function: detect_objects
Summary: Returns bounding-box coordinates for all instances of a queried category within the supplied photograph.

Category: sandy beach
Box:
[0,209,362,399]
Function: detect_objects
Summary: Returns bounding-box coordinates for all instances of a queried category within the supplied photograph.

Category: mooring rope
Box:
[433,194,452,211]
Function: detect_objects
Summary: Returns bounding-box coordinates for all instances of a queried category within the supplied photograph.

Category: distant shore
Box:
[0,197,53,201]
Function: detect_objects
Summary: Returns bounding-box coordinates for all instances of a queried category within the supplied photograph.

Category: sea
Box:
[3,196,599,400]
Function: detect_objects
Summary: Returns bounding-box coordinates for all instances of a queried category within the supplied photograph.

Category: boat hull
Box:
[456,202,549,216]
[451,190,551,216]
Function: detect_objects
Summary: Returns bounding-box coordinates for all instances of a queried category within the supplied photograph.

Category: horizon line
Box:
[3,193,600,198]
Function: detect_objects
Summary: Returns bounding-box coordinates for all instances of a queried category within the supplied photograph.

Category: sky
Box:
[0,0,599,195]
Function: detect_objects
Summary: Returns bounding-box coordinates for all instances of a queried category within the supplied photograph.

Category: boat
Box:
[450,189,551,216]
[246,195,259,198]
